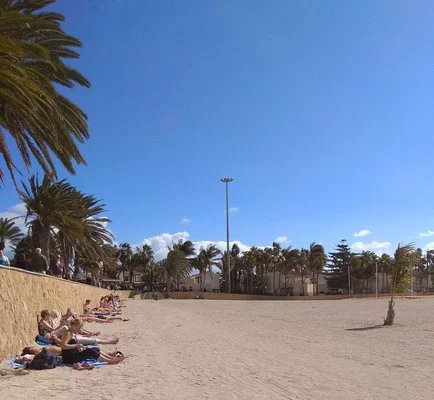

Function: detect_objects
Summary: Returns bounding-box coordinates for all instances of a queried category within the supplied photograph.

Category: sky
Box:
[2,0,434,259]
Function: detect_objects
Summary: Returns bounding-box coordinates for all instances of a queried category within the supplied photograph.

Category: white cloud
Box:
[0,203,28,255]
[423,242,434,252]
[419,230,434,237]
[353,229,371,238]
[274,236,289,245]
[138,231,252,261]
[0,202,27,233]
[229,207,238,214]
[351,241,391,254]
[180,217,191,225]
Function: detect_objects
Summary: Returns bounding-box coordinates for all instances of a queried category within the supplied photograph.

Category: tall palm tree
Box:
[196,245,221,292]
[164,249,191,293]
[20,175,112,264]
[116,243,133,281]
[378,253,393,292]
[0,217,23,250]
[0,0,90,185]
[142,261,164,292]
[269,242,282,295]
[351,251,377,293]
[172,239,196,257]
[130,244,154,284]
[384,243,417,326]
[308,242,327,295]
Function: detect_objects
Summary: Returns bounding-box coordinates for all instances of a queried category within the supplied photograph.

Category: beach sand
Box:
[1,297,433,400]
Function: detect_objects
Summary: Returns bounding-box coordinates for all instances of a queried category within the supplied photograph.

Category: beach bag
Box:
[28,347,57,370]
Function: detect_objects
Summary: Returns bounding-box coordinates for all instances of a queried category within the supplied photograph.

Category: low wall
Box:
[133,291,351,301]
[0,267,109,359]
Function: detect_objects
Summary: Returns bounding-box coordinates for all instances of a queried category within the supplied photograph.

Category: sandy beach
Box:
[1,297,433,400]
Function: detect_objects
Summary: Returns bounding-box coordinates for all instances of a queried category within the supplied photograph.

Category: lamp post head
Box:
[220,178,234,183]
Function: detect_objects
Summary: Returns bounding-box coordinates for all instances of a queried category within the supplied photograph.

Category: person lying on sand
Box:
[61,319,124,365]
[19,344,123,367]
[81,301,128,322]
[50,322,119,346]
[63,307,122,324]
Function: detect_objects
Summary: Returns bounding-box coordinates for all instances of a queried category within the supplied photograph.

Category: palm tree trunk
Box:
[384,293,395,325]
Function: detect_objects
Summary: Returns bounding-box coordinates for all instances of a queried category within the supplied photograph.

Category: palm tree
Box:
[0,217,23,250]
[308,242,327,295]
[378,253,393,292]
[384,243,417,326]
[351,251,377,294]
[172,239,196,257]
[0,0,90,185]
[269,242,282,295]
[130,244,154,284]
[13,234,32,260]
[196,245,221,292]
[425,250,434,288]
[170,239,195,289]
[142,261,164,292]
[116,243,133,282]
[20,175,112,264]
[164,249,191,293]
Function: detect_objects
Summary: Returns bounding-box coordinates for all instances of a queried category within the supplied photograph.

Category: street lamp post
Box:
[375,261,378,299]
[221,177,234,293]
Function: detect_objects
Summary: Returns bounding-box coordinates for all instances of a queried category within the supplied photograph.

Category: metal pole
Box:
[375,261,378,299]
[221,178,233,293]
[410,266,413,294]
[348,263,351,297]
[225,182,231,293]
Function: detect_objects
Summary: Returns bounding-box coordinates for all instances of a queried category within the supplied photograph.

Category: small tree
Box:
[383,243,417,326]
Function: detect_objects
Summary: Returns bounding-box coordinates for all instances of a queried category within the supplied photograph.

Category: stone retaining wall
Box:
[0,267,109,359]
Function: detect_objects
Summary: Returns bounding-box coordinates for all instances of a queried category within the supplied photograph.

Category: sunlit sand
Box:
[1,298,433,400]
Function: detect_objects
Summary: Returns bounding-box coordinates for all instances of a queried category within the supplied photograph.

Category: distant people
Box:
[15,253,31,270]
[50,254,64,278]
[31,248,49,274]
[0,250,10,267]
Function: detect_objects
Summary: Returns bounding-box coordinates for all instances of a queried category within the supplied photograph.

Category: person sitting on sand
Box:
[61,318,124,365]
[39,310,68,340]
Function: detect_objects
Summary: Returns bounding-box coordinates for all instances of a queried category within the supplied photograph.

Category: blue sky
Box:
[2,0,434,258]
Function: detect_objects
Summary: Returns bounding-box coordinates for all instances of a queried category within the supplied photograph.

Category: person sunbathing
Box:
[63,307,114,324]
[21,345,62,357]
[60,318,124,365]
[51,326,119,346]
[81,302,128,322]
[20,343,123,367]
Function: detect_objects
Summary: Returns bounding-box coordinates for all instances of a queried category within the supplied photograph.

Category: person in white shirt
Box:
[0,250,10,267]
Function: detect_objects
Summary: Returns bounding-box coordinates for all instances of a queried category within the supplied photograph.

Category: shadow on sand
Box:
[345,324,384,331]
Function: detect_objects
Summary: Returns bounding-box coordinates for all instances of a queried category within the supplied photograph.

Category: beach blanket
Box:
[4,358,106,369]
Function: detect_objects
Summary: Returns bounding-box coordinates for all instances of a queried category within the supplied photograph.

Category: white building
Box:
[182,271,220,292]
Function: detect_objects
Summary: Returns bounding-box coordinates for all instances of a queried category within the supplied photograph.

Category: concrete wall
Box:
[0,267,109,359]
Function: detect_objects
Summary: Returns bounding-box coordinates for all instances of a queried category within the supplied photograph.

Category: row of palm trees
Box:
[112,240,222,293]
